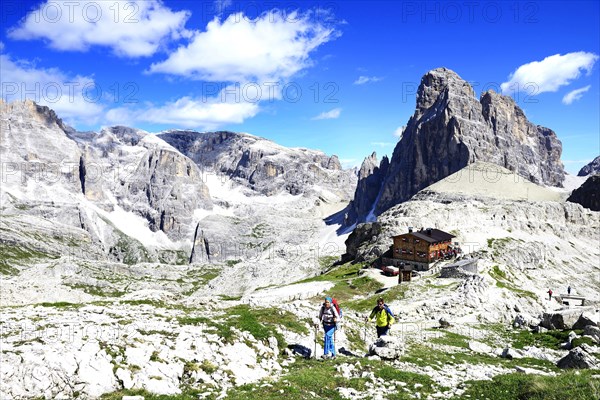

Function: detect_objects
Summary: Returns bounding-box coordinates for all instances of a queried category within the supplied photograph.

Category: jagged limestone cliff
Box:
[345,68,565,225]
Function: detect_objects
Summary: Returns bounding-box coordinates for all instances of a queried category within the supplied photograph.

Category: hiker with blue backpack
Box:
[365,297,395,337]
[317,296,340,359]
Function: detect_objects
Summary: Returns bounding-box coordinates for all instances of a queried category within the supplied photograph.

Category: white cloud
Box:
[562,85,591,105]
[370,142,393,147]
[106,84,260,130]
[8,1,191,57]
[149,9,339,82]
[393,126,406,138]
[500,52,599,95]
[339,158,359,169]
[0,49,256,130]
[312,108,341,120]
[0,52,103,123]
[354,76,383,85]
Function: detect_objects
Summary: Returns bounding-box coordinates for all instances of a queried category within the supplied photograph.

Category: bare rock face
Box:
[348,68,565,223]
[119,147,212,240]
[341,222,382,263]
[158,130,355,199]
[0,99,83,201]
[572,312,599,330]
[557,344,598,369]
[540,308,596,330]
[69,126,213,241]
[567,175,600,212]
[1,100,214,266]
[578,156,600,176]
[344,152,389,226]
[189,223,211,264]
[584,325,600,343]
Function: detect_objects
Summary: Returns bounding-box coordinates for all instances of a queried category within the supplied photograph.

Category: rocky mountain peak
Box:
[344,67,566,225]
[159,130,354,198]
[567,175,600,211]
[578,156,600,176]
[102,125,148,146]
[416,67,475,117]
[0,99,72,133]
[344,152,390,226]
[358,152,379,179]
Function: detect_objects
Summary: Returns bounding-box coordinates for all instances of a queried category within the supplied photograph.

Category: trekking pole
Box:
[314,324,318,359]
[333,326,337,356]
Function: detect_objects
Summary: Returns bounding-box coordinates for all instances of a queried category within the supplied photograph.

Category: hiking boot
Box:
[331,355,337,360]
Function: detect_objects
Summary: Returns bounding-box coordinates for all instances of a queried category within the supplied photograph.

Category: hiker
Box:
[567,285,571,295]
[317,297,339,359]
[547,289,553,301]
[365,297,395,337]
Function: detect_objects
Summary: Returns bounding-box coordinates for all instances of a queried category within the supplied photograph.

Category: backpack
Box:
[331,298,343,319]
[383,304,395,319]
[373,304,395,321]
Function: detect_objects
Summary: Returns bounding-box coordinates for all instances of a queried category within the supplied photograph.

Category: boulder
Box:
[336,363,357,379]
[515,366,554,376]
[520,346,559,363]
[566,330,579,348]
[75,342,120,398]
[439,318,451,328]
[557,345,598,369]
[572,311,599,330]
[468,341,493,354]
[513,313,537,329]
[583,326,600,343]
[540,308,594,330]
[533,326,548,334]
[368,335,404,360]
[501,347,525,360]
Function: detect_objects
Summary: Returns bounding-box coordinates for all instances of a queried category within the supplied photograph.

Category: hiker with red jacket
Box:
[317,296,339,359]
[547,289,553,301]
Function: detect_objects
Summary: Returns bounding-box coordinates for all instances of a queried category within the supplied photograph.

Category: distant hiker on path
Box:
[365,297,395,337]
[547,289,553,301]
[317,297,339,359]
[567,286,572,295]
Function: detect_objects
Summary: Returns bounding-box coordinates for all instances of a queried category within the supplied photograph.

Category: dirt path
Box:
[363,267,399,289]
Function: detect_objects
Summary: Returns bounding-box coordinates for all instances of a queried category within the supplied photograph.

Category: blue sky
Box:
[1,0,598,174]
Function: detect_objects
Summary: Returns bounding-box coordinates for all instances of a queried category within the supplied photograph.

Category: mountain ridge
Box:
[345,67,566,226]
[1,100,356,272]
